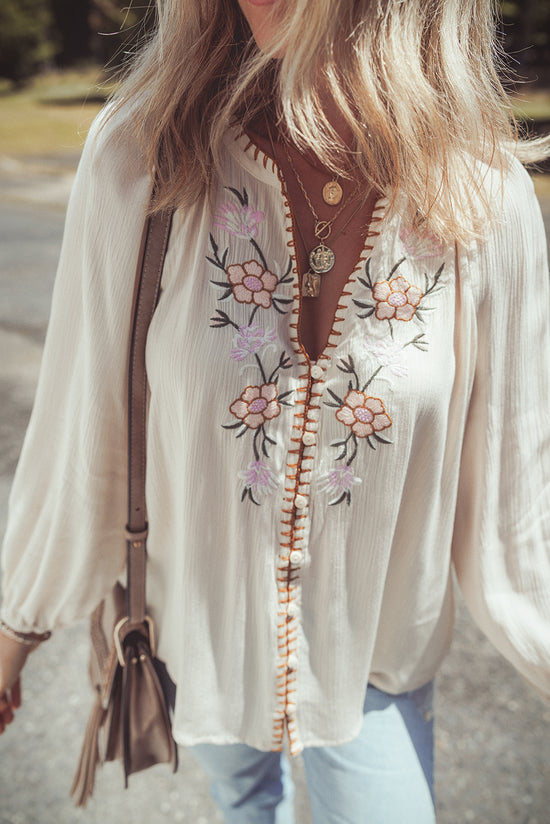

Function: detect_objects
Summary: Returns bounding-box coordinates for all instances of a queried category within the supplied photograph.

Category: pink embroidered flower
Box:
[230,324,277,361]
[227,260,278,309]
[214,202,265,239]
[238,460,278,498]
[319,465,362,497]
[362,333,408,377]
[335,391,392,438]
[399,225,445,259]
[372,276,423,321]
[230,383,281,429]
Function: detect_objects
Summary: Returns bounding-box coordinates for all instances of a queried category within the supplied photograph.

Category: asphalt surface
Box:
[0,155,549,824]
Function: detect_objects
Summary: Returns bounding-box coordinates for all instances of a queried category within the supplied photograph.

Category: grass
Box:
[511,88,550,123]
[1,66,550,205]
[0,67,110,156]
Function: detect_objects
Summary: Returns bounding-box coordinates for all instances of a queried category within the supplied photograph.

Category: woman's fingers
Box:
[0,678,22,734]
[10,677,21,709]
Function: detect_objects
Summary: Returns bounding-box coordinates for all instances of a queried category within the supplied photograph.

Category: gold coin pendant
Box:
[322,180,343,206]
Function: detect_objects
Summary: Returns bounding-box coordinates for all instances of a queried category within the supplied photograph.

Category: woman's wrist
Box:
[0,620,52,647]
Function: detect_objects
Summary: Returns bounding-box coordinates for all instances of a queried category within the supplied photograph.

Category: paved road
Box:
[0,158,549,824]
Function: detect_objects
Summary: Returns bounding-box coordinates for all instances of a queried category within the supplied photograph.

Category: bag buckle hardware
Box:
[113,614,156,667]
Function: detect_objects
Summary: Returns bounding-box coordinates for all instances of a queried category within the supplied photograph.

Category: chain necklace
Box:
[265,118,365,297]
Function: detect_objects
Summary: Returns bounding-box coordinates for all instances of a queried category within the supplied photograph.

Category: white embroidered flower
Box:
[214,202,265,239]
[238,460,278,498]
[362,334,408,378]
[230,324,277,361]
[399,224,445,259]
[319,465,362,501]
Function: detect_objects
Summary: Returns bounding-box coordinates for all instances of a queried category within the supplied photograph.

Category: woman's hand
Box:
[0,633,34,734]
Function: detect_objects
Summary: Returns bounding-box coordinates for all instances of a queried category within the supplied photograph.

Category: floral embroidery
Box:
[335,391,392,439]
[324,252,446,507]
[353,257,445,332]
[362,333,410,377]
[324,355,393,505]
[372,276,423,322]
[230,324,277,361]
[238,460,278,501]
[227,260,279,308]
[399,224,445,259]
[208,185,295,505]
[230,383,281,429]
[214,188,264,239]
[318,464,362,507]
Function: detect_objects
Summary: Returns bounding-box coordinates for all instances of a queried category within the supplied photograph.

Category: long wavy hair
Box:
[108,0,550,242]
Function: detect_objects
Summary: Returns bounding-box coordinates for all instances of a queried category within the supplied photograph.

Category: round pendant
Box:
[322,180,343,206]
[309,244,335,274]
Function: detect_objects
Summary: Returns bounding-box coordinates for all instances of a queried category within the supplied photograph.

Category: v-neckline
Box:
[230,129,387,365]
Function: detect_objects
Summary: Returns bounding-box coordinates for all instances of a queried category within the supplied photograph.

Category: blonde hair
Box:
[109,0,550,242]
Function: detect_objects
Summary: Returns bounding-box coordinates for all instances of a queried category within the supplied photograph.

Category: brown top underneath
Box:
[245,124,380,361]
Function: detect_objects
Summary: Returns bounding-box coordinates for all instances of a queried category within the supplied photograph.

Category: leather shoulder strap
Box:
[126,206,174,626]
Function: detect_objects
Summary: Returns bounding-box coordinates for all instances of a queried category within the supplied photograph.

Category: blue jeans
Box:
[189,681,435,824]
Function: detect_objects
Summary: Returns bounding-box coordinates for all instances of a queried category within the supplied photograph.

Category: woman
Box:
[1,0,549,821]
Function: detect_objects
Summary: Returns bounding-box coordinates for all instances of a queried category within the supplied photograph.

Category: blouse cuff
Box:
[0,619,52,647]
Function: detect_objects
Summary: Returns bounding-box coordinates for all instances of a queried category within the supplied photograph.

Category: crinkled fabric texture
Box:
[2,107,550,754]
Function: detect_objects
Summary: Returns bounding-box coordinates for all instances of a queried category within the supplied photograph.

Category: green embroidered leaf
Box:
[278,390,293,403]
[388,256,406,280]
[206,256,226,271]
[278,258,294,285]
[227,186,247,207]
[326,388,344,406]
[329,492,348,507]
[272,301,289,315]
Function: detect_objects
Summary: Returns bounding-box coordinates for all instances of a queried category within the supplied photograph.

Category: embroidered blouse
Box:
[2,109,550,754]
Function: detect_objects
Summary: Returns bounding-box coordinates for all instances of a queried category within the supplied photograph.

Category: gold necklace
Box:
[264,116,368,297]
[279,141,364,297]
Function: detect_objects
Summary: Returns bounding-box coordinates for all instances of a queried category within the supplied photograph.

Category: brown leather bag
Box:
[71,206,177,807]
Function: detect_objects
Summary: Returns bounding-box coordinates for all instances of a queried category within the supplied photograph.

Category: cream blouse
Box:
[2,109,550,755]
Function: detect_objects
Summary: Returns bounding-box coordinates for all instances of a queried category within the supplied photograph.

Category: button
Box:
[286,702,297,717]
[287,653,298,671]
[294,494,307,510]
[289,550,303,565]
[310,364,324,380]
[287,601,298,617]
[302,431,316,446]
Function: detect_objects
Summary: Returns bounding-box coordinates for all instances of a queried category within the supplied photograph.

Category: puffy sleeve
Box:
[0,107,152,633]
[452,157,550,700]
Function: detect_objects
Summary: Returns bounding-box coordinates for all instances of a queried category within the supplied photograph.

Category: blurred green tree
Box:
[0,0,53,84]
[500,0,550,69]
[50,0,91,66]
[90,0,156,71]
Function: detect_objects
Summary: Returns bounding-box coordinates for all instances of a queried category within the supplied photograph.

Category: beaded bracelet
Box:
[0,620,52,647]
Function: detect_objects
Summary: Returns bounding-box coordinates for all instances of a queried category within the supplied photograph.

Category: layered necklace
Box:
[265,117,367,298]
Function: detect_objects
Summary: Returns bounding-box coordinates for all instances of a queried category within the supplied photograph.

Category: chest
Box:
[147,151,456,512]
